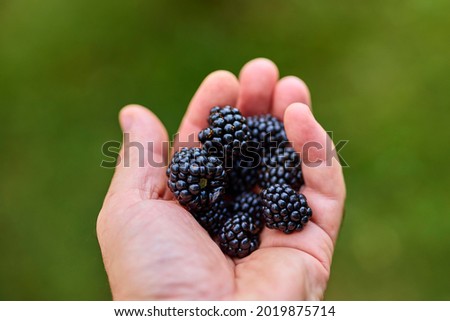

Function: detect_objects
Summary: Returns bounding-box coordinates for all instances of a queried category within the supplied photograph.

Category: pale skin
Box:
[97,58,346,300]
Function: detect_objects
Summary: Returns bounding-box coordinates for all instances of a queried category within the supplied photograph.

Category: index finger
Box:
[175,70,239,150]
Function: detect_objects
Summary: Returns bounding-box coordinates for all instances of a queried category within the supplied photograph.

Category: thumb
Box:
[106,104,169,205]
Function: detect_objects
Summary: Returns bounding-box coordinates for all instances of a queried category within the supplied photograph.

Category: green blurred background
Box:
[1,0,449,300]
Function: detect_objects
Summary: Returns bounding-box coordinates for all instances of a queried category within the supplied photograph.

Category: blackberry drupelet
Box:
[233,192,264,234]
[166,147,227,212]
[261,184,312,234]
[193,199,231,236]
[219,213,260,258]
[247,114,288,151]
[258,146,304,190]
[198,106,251,164]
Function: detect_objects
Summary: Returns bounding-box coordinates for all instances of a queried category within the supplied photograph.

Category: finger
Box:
[106,105,169,204]
[284,103,345,198]
[176,70,239,149]
[284,103,346,242]
[237,58,279,116]
[271,76,311,120]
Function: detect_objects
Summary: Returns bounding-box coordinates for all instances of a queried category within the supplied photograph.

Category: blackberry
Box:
[226,157,259,195]
[261,184,312,234]
[166,147,227,212]
[233,192,264,234]
[193,199,231,236]
[247,114,288,151]
[219,213,260,258]
[198,106,251,164]
[258,146,304,190]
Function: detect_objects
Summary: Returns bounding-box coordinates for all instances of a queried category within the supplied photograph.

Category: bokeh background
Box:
[1,0,449,300]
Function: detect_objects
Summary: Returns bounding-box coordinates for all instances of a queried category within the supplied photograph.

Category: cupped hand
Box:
[97,58,346,300]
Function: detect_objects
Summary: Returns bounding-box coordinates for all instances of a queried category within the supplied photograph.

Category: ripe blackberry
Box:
[233,192,264,234]
[198,106,251,164]
[226,157,259,195]
[258,146,304,190]
[219,213,260,258]
[166,147,227,212]
[261,184,312,234]
[193,199,231,236]
[247,114,288,151]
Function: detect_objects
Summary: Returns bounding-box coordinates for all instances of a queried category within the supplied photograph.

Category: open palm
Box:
[97,58,346,300]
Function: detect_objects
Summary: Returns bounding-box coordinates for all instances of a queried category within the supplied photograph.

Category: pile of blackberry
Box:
[167,106,312,258]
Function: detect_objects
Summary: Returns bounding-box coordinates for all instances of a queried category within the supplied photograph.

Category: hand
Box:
[97,58,346,300]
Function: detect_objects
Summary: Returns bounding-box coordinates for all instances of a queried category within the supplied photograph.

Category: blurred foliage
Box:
[1,0,449,300]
